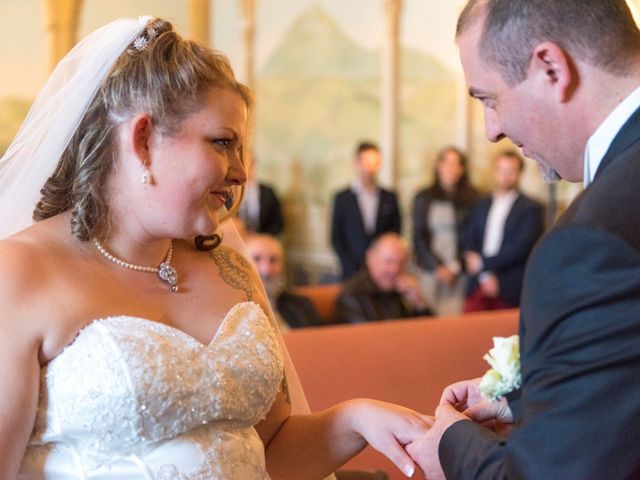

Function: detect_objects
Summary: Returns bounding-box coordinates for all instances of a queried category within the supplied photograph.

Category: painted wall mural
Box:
[3,0,636,280]
[252,5,461,279]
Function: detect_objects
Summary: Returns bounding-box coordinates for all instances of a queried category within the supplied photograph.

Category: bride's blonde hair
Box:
[34,18,251,241]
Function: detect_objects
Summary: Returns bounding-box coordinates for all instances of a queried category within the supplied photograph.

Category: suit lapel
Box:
[479,197,493,240]
[347,189,368,236]
[595,105,640,179]
[562,106,640,226]
[374,189,385,233]
[503,194,523,234]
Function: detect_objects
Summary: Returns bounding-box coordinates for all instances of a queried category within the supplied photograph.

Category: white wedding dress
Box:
[19,301,284,479]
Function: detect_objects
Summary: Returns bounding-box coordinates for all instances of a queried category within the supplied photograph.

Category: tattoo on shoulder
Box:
[281,372,291,406]
[208,246,255,301]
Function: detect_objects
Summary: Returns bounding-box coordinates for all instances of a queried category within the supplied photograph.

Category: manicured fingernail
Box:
[404,465,415,477]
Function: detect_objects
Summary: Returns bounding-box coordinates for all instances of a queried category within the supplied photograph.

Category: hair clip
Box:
[132,19,157,52]
[133,35,150,51]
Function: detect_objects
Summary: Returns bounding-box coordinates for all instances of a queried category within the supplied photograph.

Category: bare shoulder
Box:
[0,221,73,360]
[0,235,50,307]
[0,236,49,360]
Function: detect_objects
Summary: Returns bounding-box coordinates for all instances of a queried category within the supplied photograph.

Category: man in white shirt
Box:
[463,150,543,311]
[331,141,402,279]
[405,1,640,478]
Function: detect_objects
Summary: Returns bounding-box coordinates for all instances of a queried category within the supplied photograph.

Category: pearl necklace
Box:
[92,238,179,293]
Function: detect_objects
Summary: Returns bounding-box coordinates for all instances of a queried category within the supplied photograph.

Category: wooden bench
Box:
[290,283,343,324]
[283,309,519,480]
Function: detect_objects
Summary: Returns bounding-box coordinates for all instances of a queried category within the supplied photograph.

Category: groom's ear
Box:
[529,41,576,103]
[129,113,153,166]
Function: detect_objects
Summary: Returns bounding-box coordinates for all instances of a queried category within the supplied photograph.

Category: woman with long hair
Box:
[412,146,480,315]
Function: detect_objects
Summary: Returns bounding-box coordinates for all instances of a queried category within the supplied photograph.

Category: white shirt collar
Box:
[584,85,640,187]
[492,189,518,204]
[350,179,380,234]
[351,179,378,195]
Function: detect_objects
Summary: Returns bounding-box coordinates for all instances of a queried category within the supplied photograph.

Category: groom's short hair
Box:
[456,0,640,85]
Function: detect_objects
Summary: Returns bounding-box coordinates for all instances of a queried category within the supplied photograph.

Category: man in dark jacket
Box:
[406,1,640,479]
[463,150,544,310]
[335,233,432,323]
[237,156,284,236]
[246,234,323,328]
[331,141,402,280]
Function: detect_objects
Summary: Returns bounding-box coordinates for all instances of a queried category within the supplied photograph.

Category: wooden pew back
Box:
[291,283,343,324]
[283,309,519,479]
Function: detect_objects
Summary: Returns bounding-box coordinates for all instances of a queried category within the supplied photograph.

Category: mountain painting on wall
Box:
[253,5,459,271]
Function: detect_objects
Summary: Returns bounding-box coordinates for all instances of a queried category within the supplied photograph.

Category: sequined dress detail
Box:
[19,302,284,479]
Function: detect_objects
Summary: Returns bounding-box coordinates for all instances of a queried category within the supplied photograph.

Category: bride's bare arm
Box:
[0,243,44,479]
[251,294,430,480]
[258,394,430,480]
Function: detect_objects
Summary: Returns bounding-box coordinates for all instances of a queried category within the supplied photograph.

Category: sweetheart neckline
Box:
[80,301,265,349]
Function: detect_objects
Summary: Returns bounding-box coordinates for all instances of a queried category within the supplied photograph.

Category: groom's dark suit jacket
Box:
[440,107,640,479]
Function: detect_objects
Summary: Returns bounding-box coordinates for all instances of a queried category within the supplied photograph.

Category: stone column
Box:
[455,72,474,152]
[238,0,256,91]
[380,0,403,188]
[453,1,473,153]
[42,0,83,72]
[187,0,211,45]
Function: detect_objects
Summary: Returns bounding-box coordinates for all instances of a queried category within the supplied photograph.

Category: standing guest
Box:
[0,17,431,479]
[412,146,480,314]
[405,1,640,479]
[246,233,324,329]
[331,141,402,280]
[237,154,284,236]
[335,233,433,324]
[463,150,543,311]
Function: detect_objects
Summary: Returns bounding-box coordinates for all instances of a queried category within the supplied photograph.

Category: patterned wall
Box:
[2,0,638,282]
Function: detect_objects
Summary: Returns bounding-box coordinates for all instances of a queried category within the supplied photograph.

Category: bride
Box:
[0,16,430,480]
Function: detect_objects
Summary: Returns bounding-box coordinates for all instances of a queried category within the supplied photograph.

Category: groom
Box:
[407,0,640,478]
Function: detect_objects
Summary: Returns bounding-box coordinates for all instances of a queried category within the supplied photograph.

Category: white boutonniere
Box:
[479,335,521,402]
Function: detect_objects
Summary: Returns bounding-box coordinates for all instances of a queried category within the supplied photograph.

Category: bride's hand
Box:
[344,399,433,478]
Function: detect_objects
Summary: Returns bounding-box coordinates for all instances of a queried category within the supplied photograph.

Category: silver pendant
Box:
[158,262,179,293]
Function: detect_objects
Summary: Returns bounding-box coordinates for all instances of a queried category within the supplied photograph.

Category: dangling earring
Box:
[141,160,153,185]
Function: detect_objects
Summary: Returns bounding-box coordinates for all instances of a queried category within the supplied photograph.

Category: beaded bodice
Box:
[20,301,284,479]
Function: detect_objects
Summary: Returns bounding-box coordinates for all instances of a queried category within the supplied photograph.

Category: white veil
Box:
[0,16,149,240]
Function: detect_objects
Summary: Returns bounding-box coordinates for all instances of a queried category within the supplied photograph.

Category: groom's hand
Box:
[464,396,513,426]
[406,404,469,480]
[440,377,484,411]
[441,377,513,436]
